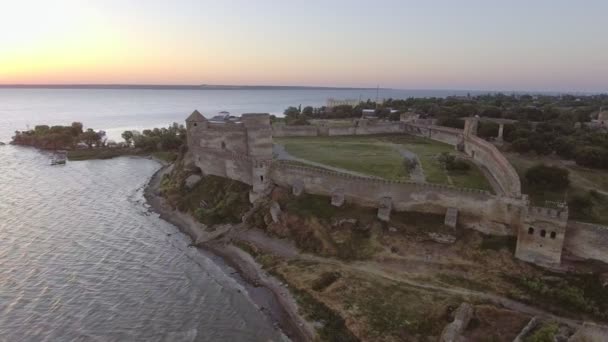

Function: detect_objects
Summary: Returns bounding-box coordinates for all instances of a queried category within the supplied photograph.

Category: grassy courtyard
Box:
[274,134,493,191]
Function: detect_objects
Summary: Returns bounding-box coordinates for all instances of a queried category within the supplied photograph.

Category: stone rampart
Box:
[564,221,608,263]
[272,125,319,137]
[464,135,521,198]
[403,123,463,146]
[272,120,405,138]
[270,161,523,235]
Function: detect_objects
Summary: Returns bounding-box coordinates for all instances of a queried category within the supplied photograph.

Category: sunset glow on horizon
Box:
[1,0,607,92]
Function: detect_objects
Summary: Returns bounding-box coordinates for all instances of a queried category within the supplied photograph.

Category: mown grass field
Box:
[275,134,493,191]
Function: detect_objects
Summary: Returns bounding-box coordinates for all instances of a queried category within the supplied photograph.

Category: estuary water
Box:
[0,146,287,341]
[0,87,476,142]
[0,87,473,341]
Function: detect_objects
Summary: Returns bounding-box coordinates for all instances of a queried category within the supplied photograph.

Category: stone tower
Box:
[185,110,208,150]
[241,114,273,202]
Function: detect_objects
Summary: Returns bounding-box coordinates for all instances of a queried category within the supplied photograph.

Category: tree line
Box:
[12,122,106,150]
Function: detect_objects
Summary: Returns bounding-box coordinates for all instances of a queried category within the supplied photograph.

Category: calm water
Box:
[0,146,287,341]
[0,88,477,142]
[0,88,473,341]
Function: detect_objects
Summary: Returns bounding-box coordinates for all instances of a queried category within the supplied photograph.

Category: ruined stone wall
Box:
[270,161,524,235]
[564,221,608,263]
[272,120,405,137]
[403,123,463,146]
[352,121,404,135]
[464,135,521,198]
[272,125,319,137]
[327,126,356,136]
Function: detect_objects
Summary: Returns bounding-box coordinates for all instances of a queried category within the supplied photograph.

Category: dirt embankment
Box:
[144,164,314,342]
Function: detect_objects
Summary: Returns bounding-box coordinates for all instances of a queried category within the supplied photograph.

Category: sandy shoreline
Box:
[143,163,314,342]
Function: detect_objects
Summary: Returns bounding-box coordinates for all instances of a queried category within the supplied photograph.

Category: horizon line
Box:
[0,83,605,95]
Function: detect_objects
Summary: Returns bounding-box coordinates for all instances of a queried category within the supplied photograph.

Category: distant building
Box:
[326,98,360,108]
[361,109,377,118]
[598,110,608,125]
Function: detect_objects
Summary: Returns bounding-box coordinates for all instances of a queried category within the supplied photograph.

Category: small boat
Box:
[51,150,67,165]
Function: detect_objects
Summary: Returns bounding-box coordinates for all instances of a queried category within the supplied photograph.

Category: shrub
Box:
[438,152,470,171]
[525,164,569,190]
[525,323,558,342]
[511,138,532,153]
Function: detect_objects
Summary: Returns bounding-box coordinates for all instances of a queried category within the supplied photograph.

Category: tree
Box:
[284,106,300,117]
[525,164,569,190]
[70,122,83,136]
[302,106,314,116]
[122,130,134,146]
[575,146,608,169]
[79,128,101,148]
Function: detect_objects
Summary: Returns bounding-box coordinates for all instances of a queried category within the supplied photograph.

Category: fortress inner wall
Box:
[270,161,523,235]
[463,135,521,198]
[563,221,608,263]
[403,123,463,146]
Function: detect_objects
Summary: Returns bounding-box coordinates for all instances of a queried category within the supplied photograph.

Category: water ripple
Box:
[0,146,285,341]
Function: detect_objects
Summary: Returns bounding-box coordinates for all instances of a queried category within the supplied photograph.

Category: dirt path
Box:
[393,145,426,182]
[234,230,602,329]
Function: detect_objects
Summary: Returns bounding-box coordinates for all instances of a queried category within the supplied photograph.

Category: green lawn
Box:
[275,134,493,191]
[276,135,407,180]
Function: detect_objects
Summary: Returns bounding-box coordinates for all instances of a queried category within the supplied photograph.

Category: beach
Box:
[143,163,315,342]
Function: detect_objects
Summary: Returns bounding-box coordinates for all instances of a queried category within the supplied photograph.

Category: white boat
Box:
[51,150,67,165]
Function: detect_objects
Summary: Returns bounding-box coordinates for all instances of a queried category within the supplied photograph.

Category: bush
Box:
[525,323,558,342]
[511,138,532,153]
[525,164,569,190]
[568,194,593,218]
[575,146,608,169]
[438,152,470,171]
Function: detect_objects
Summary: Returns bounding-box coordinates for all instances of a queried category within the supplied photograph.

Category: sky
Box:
[0,0,606,92]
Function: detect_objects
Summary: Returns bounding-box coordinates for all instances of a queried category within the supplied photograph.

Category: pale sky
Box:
[0,0,606,92]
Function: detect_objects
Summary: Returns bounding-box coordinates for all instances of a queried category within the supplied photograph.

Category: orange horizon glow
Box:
[1,1,607,92]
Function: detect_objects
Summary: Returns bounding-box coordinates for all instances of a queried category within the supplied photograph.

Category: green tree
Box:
[79,128,101,148]
[284,106,300,117]
[525,164,569,190]
[122,130,134,146]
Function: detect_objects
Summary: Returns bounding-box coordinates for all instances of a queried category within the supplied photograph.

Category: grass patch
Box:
[343,281,456,339]
[437,274,490,292]
[506,273,608,320]
[276,134,493,190]
[276,135,407,180]
[294,288,359,342]
[185,175,251,225]
[479,235,517,252]
[377,134,455,184]
[524,322,558,342]
[390,211,447,233]
[448,160,494,191]
[280,192,338,221]
[506,152,608,224]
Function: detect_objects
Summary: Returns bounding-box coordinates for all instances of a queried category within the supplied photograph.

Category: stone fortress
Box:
[186,110,608,269]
